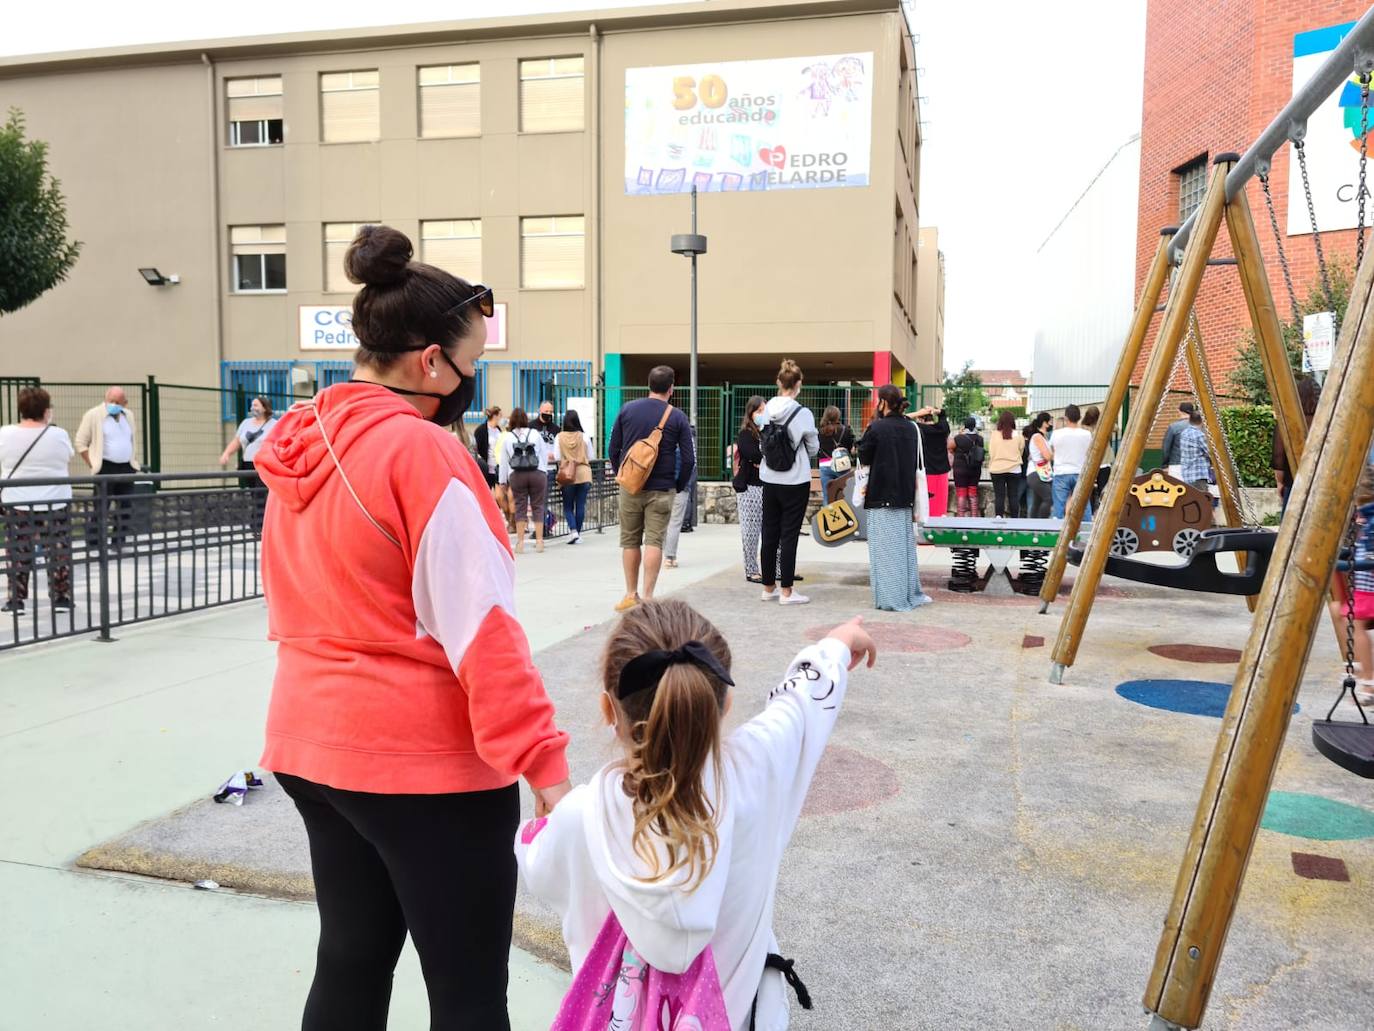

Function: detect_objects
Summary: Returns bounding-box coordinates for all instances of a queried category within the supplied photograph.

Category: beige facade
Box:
[0,0,927,404]
[914,226,945,387]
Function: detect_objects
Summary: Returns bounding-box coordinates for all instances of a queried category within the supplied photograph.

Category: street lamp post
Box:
[670,186,708,428]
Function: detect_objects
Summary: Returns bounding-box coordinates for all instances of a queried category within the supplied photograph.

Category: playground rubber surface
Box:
[79,560,1374,1029]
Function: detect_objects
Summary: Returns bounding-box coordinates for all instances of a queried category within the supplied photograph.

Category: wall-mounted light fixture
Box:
[138,268,181,286]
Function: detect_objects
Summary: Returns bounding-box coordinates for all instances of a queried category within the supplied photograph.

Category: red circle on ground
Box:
[801,745,901,816]
[1148,643,1243,664]
[805,622,971,652]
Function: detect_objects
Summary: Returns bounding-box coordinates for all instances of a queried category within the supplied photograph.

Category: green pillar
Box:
[604,353,624,446]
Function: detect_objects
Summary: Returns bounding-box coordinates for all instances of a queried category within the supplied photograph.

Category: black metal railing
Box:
[1,463,621,651]
[1,471,265,651]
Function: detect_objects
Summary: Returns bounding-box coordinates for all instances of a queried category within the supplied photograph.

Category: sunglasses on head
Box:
[444,284,495,320]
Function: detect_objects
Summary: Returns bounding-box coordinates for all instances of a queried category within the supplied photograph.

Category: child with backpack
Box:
[500,407,554,553]
[949,416,985,517]
[516,599,877,1030]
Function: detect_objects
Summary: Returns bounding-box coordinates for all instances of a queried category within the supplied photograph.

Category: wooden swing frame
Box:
[1032,120,1374,1031]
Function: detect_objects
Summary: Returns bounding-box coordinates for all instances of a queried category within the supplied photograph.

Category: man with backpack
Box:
[608,366,695,612]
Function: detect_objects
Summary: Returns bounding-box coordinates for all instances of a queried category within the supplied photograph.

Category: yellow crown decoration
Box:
[1130,472,1187,508]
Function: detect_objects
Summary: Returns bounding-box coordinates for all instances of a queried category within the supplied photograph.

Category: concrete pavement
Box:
[8,520,1374,1029]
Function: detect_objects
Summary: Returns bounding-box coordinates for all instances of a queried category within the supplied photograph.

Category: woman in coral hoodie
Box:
[255,224,571,1031]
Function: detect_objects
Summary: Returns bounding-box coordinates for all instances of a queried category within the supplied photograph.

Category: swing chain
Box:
[1334,510,1369,725]
[1295,140,1339,332]
[1185,314,1257,526]
[1259,171,1303,326]
[1358,73,1371,270]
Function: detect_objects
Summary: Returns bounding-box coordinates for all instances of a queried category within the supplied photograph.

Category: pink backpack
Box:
[551,910,730,1031]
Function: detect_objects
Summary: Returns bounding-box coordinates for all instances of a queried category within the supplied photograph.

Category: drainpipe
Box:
[588,24,604,382]
[202,53,226,381]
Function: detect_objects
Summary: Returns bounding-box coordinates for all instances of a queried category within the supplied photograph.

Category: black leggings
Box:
[277,773,520,1031]
[761,482,811,589]
[991,473,1019,517]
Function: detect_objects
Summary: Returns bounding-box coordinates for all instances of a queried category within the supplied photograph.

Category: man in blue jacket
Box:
[608,366,695,612]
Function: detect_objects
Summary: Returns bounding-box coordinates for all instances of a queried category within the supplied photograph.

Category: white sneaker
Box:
[779,592,811,605]
[761,588,780,601]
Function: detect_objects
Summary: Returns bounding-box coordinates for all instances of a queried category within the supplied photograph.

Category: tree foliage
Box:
[0,108,81,316]
[1227,262,1351,403]
[1217,405,1276,487]
[939,361,990,425]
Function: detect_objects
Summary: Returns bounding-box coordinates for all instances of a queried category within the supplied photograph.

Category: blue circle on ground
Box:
[1115,679,1300,718]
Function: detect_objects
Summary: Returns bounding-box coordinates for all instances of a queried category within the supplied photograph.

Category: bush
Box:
[1219,405,1276,487]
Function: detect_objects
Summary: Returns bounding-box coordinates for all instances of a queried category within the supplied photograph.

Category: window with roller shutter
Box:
[421,220,482,281]
[230,225,287,292]
[519,57,584,133]
[418,64,480,138]
[227,76,283,147]
[321,70,380,143]
[324,223,373,293]
[521,216,584,288]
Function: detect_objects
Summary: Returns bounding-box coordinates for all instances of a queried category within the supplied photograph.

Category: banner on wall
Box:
[624,52,873,195]
[1288,21,1368,235]
[299,303,507,350]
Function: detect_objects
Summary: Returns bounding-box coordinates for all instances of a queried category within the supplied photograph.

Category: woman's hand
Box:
[533,778,573,817]
[827,616,877,670]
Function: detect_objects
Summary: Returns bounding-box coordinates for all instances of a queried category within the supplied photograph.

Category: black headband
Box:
[617,641,735,700]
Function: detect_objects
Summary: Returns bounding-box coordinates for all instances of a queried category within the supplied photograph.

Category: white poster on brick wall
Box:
[1288,21,1369,235]
[1302,310,1335,373]
[624,53,873,195]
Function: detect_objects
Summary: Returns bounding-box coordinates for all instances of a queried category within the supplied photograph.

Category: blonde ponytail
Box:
[602,600,732,890]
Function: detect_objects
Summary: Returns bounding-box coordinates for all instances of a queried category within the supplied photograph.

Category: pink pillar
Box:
[872,350,892,386]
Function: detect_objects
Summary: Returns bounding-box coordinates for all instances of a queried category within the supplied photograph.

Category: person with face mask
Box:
[220,396,280,532]
[253,224,570,1031]
[75,385,141,551]
[219,397,280,487]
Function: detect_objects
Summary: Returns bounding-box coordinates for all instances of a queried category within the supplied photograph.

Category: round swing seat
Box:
[1312,720,1374,779]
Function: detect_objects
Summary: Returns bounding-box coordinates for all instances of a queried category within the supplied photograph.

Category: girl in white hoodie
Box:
[516,599,876,1031]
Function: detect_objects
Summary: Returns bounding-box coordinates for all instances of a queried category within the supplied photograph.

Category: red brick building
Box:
[1134,0,1368,397]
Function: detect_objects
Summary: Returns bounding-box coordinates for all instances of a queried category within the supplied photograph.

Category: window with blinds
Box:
[227,76,283,147]
[1177,156,1208,222]
[323,223,370,292]
[321,70,380,143]
[421,220,482,281]
[230,225,287,292]
[521,215,585,288]
[419,64,481,138]
[519,57,584,133]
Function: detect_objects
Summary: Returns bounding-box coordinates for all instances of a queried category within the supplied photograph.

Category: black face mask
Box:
[381,351,477,427]
[540,413,553,424]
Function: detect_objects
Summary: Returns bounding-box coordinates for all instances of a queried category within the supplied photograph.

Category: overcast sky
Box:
[5,0,1147,377]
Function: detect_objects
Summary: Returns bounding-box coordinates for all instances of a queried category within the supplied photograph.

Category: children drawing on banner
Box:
[516,600,878,1030]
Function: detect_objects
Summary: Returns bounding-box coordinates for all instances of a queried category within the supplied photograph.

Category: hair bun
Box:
[344,224,413,287]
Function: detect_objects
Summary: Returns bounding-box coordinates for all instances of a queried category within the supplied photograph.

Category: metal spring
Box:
[1016,549,1048,595]
[947,547,980,592]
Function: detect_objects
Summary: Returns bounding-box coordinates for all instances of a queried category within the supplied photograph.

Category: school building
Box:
[0,0,934,421]
[1135,0,1370,386]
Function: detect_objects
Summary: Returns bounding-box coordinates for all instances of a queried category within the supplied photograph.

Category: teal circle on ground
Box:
[1261,791,1374,841]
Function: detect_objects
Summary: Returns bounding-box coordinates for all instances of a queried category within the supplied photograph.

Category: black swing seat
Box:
[1067,527,1276,595]
[1312,720,1374,779]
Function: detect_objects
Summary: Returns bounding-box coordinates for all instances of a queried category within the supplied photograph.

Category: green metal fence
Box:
[12,374,1246,484]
